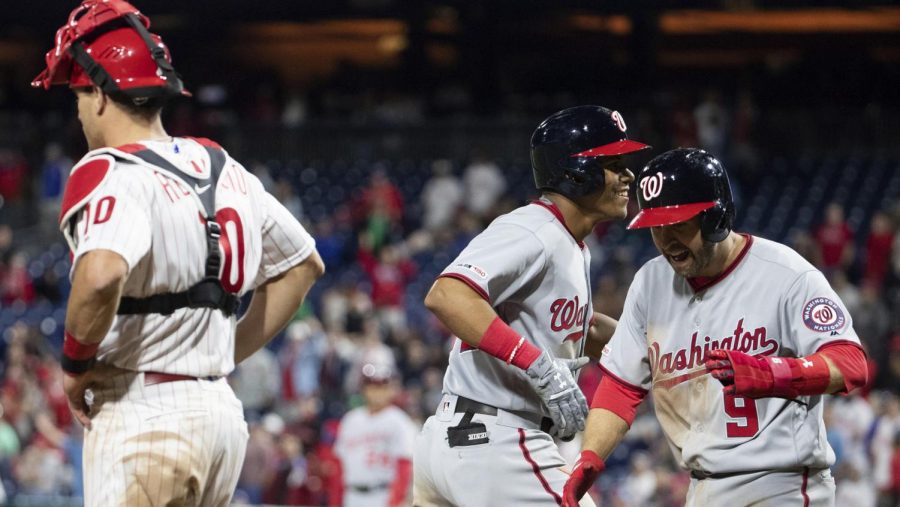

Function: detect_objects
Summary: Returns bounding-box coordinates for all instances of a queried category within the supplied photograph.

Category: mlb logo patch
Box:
[802,297,846,333]
[456,263,488,279]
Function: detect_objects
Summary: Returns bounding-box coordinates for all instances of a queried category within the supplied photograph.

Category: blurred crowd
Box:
[0,88,899,507]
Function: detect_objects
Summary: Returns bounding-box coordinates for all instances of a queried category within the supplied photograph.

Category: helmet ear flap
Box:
[700,202,730,242]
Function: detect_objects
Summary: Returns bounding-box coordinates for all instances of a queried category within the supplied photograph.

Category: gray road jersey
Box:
[601,235,861,474]
[439,200,593,416]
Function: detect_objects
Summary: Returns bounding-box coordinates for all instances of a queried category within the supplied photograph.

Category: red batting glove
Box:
[563,450,605,507]
[705,349,779,398]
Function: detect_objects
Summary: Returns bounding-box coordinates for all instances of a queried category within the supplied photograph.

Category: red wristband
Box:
[64,331,100,360]
[478,317,542,370]
[61,331,99,376]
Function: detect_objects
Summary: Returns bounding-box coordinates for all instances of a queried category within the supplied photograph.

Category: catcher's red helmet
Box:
[32,0,189,99]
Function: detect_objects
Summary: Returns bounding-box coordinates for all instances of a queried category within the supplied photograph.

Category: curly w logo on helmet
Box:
[639,171,664,201]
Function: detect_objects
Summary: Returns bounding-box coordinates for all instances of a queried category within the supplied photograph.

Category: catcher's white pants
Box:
[413,394,594,507]
[83,371,248,507]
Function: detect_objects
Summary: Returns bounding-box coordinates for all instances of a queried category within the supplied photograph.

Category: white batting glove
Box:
[525,351,589,439]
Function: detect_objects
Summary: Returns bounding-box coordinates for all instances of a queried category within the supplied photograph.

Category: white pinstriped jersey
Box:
[334,405,416,488]
[60,138,315,377]
[438,198,592,416]
[601,235,861,474]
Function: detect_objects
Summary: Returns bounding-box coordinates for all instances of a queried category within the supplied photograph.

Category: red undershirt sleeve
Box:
[816,341,869,394]
[387,457,412,505]
[590,368,648,426]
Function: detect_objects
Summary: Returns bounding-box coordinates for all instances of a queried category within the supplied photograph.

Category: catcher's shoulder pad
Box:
[59,153,117,230]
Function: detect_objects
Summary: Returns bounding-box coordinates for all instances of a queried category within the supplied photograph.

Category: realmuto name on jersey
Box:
[649,318,778,377]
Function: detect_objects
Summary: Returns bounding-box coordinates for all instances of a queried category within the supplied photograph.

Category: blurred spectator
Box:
[421,159,463,231]
[0,225,12,259]
[889,432,900,507]
[281,318,329,400]
[38,143,72,239]
[790,230,824,267]
[617,452,657,507]
[357,237,417,335]
[353,168,404,251]
[831,270,862,317]
[830,393,878,507]
[853,283,891,378]
[730,89,760,180]
[0,149,27,204]
[1,252,34,305]
[815,203,855,273]
[264,432,314,505]
[13,441,67,495]
[670,94,698,148]
[282,92,309,128]
[462,151,505,220]
[231,346,282,420]
[694,89,729,156]
[864,211,894,288]
[250,161,276,192]
[315,217,351,270]
[888,335,900,394]
[237,416,283,504]
[871,392,900,502]
[275,178,304,221]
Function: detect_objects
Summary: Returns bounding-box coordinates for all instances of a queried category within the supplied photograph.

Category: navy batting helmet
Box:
[531,106,651,198]
[628,148,735,242]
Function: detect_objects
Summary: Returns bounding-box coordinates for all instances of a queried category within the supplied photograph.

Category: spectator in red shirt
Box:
[352,168,405,251]
[864,211,895,287]
[815,202,855,271]
[1,251,35,305]
[357,234,417,335]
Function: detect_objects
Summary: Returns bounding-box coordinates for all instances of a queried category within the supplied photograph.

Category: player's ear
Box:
[95,87,108,115]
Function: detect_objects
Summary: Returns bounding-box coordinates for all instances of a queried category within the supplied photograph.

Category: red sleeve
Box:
[328,457,343,507]
[817,341,869,394]
[590,368,648,426]
[387,457,412,506]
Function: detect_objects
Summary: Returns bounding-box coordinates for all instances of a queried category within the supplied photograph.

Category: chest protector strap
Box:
[115,147,240,316]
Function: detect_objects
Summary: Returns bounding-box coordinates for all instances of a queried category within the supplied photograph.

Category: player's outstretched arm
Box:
[563,408,629,507]
[704,343,868,399]
[63,249,129,427]
[235,251,325,364]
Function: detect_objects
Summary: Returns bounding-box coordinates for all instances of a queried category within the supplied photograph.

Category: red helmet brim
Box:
[627,201,717,229]
[571,139,652,158]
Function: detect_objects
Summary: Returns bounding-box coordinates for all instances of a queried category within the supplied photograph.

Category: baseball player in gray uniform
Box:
[335,363,417,507]
[32,1,325,505]
[563,148,869,507]
[414,106,651,506]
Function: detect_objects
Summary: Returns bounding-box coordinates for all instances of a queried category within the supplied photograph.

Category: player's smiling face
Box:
[650,217,715,277]
[577,156,634,220]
